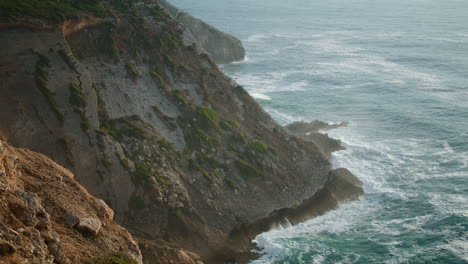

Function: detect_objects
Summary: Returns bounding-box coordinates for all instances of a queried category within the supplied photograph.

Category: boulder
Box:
[75,218,102,236]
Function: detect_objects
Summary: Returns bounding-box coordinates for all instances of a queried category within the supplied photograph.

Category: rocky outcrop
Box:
[156,0,245,64]
[286,120,348,158]
[0,138,143,264]
[0,1,361,263]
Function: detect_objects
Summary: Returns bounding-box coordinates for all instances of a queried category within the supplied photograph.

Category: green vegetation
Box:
[202,171,213,183]
[134,161,153,185]
[201,68,210,76]
[228,143,238,152]
[82,252,138,264]
[125,63,139,80]
[150,71,164,83]
[164,55,177,70]
[224,178,238,190]
[100,117,149,143]
[158,139,173,151]
[159,32,181,50]
[157,176,169,186]
[69,83,86,108]
[188,158,202,172]
[100,125,118,140]
[133,161,169,186]
[128,193,145,211]
[220,120,240,131]
[196,152,227,170]
[93,83,109,124]
[0,0,109,22]
[195,106,219,130]
[77,110,90,131]
[120,121,148,140]
[232,133,247,144]
[118,154,131,170]
[248,140,268,154]
[33,51,64,123]
[186,129,220,147]
[58,49,78,70]
[173,90,186,105]
[235,159,263,179]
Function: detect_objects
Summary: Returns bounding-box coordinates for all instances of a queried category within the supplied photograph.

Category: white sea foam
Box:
[246,33,267,42]
[442,239,468,262]
[250,93,272,100]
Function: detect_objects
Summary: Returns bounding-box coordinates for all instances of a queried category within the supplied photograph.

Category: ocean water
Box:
[171,0,468,263]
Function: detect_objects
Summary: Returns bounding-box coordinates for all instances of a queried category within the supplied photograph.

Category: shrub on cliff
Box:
[235,159,264,179]
[248,140,268,154]
[195,106,220,130]
[0,0,108,22]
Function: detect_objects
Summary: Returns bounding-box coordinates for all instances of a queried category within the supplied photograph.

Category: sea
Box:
[171,0,468,263]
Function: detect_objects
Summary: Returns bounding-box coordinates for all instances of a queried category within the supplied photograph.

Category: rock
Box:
[35,211,51,230]
[97,199,114,221]
[47,242,71,264]
[7,195,38,227]
[63,210,80,227]
[286,120,348,134]
[75,218,102,236]
[156,0,245,64]
[326,168,364,201]
[0,242,15,256]
[40,230,60,244]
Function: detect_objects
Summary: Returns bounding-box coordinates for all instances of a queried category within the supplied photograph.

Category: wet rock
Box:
[326,168,363,201]
[75,218,102,236]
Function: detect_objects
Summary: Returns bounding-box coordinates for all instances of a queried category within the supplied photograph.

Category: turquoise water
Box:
[172,0,468,263]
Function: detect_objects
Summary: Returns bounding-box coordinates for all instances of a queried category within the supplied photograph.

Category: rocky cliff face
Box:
[0,138,142,264]
[0,1,361,263]
[155,0,246,64]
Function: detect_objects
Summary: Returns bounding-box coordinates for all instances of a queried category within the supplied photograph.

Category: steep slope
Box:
[0,138,142,264]
[155,0,245,64]
[0,0,362,263]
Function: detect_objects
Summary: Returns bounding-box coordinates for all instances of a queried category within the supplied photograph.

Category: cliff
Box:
[0,138,142,264]
[154,0,245,64]
[0,0,361,263]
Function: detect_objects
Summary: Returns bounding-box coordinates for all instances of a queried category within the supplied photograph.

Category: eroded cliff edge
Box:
[155,0,246,64]
[0,0,361,263]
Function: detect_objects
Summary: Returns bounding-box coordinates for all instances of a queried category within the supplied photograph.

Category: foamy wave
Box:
[441,239,468,262]
[250,93,272,100]
[246,33,267,42]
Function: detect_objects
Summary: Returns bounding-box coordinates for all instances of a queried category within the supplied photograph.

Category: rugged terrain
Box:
[0,137,142,264]
[0,0,362,263]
